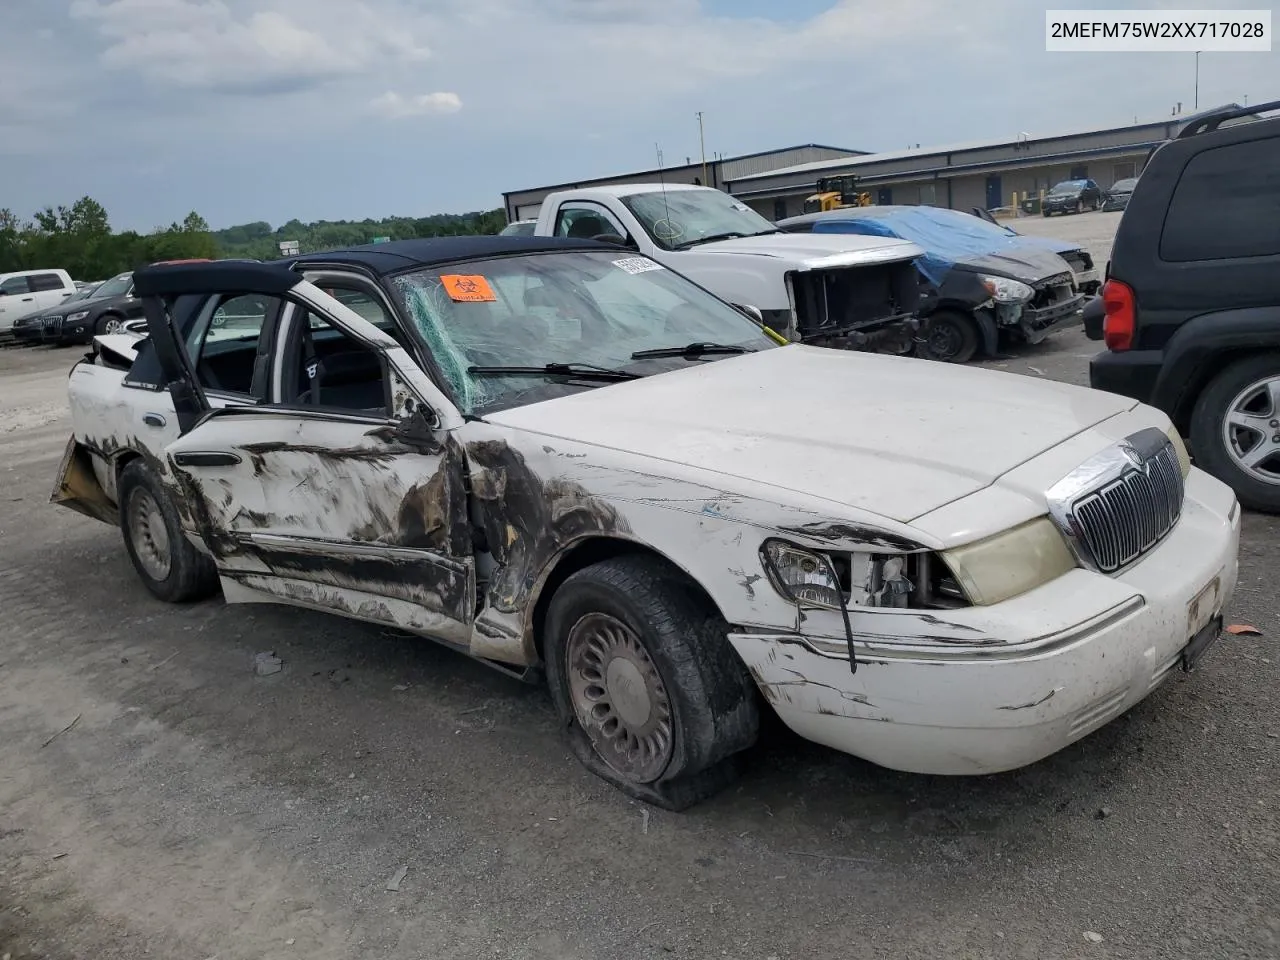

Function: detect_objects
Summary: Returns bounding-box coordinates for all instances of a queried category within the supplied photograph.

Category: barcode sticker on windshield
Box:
[613,257,663,275]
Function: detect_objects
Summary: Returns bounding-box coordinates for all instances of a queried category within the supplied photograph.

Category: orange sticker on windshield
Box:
[440,275,496,302]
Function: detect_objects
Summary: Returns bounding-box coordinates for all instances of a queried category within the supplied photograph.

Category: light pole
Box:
[696,111,708,187]
[1194,51,1200,110]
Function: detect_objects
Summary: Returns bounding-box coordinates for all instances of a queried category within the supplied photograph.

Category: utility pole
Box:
[696,111,708,186]
[1194,51,1200,110]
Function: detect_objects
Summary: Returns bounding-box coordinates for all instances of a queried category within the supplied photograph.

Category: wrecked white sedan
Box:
[52,238,1241,809]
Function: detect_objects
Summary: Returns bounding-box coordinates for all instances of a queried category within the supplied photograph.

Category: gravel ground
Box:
[2,215,1278,960]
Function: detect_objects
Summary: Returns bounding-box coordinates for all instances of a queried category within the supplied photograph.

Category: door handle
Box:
[172,451,241,467]
[20,297,34,302]
[142,413,167,428]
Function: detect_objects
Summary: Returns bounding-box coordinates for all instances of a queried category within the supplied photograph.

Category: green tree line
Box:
[0,196,508,281]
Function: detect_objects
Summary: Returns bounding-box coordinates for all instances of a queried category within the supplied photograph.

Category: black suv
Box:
[1089,100,1280,512]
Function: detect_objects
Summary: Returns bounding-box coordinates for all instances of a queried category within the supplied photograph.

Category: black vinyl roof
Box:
[290,236,613,275]
[132,236,615,298]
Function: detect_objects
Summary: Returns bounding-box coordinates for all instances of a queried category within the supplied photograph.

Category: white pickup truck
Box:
[51,241,1240,811]
[0,268,77,334]
[532,184,925,352]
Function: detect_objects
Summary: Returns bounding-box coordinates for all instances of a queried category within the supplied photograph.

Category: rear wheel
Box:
[118,460,219,602]
[543,555,759,811]
[1189,354,1280,513]
[915,310,979,364]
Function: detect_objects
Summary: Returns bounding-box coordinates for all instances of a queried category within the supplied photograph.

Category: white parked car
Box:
[0,268,76,333]
[51,239,1241,810]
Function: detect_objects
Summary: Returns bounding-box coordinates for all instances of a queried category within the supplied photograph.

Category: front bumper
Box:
[728,469,1241,775]
[1017,292,1086,343]
[12,322,44,343]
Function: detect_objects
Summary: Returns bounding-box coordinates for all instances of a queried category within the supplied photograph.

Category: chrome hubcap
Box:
[1222,375,1280,485]
[104,317,123,334]
[566,613,673,783]
[128,488,172,581]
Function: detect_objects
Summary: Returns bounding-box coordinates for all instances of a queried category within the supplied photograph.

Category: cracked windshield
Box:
[621,188,780,250]
[391,249,775,414]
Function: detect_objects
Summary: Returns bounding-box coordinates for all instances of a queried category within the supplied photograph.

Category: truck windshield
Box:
[390,249,777,415]
[620,189,778,251]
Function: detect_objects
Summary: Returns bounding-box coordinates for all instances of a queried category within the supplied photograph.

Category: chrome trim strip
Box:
[244,532,464,569]
[740,596,1146,664]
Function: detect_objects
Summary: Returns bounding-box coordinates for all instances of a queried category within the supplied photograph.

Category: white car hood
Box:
[483,345,1138,524]
[691,231,921,269]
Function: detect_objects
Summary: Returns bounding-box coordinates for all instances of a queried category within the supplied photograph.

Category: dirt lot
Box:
[3,216,1279,960]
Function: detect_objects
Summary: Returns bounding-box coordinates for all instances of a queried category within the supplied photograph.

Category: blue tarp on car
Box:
[805,207,1078,285]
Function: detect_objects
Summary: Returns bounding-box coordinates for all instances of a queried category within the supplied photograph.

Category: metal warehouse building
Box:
[502,115,1203,224]
[501,144,866,223]
[726,116,1193,221]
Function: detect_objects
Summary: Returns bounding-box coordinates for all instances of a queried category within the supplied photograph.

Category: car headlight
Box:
[760,539,844,609]
[978,275,1035,303]
[65,311,89,322]
[1164,425,1191,477]
[938,517,1075,606]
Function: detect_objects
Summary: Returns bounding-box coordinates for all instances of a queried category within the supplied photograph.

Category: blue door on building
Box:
[877,187,893,205]
[985,175,1002,210]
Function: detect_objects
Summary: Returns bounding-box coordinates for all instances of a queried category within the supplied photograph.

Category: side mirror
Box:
[735,303,764,323]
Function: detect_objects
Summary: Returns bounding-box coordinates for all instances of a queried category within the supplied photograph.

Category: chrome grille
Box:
[1047,428,1186,575]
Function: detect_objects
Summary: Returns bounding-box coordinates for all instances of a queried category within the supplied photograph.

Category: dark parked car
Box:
[1102,176,1139,211]
[778,205,1086,363]
[10,281,102,343]
[36,271,140,345]
[1089,99,1280,512]
[1041,178,1104,216]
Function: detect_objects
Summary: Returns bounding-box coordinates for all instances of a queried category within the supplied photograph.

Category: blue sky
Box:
[1,0,1275,231]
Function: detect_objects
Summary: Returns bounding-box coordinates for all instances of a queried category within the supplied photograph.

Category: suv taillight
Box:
[1102,279,1136,351]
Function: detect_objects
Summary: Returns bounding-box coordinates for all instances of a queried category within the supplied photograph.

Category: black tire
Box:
[118,459,220,602]
[543,555,759,811]
[1073,200,1082,214]
[95,313,124,336]
[1042,209,1051,217]
[1189,355,1280,513]
[915,310,979,364]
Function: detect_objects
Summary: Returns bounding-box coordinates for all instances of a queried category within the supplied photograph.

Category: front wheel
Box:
[1189,354,1280,513]
[1073,200,1083,214]
[543,555,759,810]
[96,313,124,336]
[915,310,979,364]
[118,460,220,602]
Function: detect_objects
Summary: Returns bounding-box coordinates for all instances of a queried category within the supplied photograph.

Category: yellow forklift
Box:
[802,175,873,214]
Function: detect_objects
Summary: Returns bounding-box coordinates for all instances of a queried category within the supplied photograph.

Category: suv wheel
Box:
[543,555,759,810]
[1190,355,1280,512]
[96,313,124,336]
[915,310,979,364]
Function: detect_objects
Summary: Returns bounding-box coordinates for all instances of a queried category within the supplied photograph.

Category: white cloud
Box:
[370,90,463,119]
[69,0,431,92]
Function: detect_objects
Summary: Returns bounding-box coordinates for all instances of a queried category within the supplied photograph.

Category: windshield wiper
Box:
[630,342,754,360]
[467,363,640,382]
[674,228,784,250]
